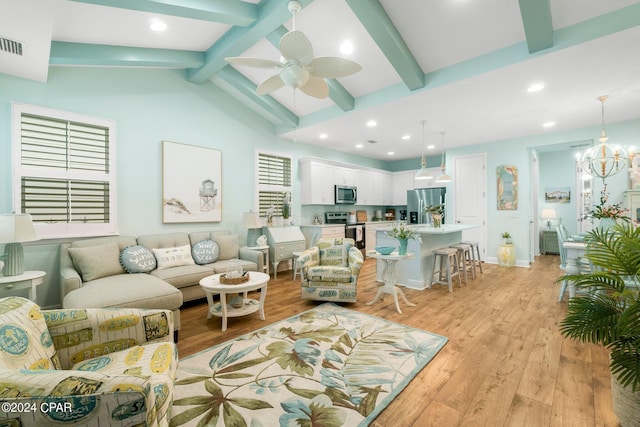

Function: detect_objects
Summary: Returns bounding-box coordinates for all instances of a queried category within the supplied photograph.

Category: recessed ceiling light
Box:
[527,83,545,93]
[319,133,328,139]
[340,40,354,55]
[355,144,364,149]
[401,134,410,140]
[427,144,435,150]
[387,151,395,156]
[542,121,555,128]
[366,120,377,127]
[150,20,167,32]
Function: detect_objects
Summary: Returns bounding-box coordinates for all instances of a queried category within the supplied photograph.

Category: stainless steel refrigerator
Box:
[407,188,446,224]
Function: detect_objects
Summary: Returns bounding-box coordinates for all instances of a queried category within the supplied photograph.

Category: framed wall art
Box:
[544,187,571,203]
[497,165,518,210]
[162,141,222,223]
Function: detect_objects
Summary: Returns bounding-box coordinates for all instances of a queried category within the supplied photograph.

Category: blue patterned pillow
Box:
[120,245,156,273]
[191,240,220,265]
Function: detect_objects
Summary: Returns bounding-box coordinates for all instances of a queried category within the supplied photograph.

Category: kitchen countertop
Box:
[374,224,478,234]
[302,221,407,227]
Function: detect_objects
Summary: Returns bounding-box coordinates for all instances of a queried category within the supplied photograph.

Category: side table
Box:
[242,245,270,274]
[0,270,46,302]
[366,252,415,314]
[199,272,269,331]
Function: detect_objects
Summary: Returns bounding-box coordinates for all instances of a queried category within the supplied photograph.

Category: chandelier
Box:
[581,95,628,181]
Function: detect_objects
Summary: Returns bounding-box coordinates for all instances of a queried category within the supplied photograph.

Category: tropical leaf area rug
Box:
[170,303,448,427]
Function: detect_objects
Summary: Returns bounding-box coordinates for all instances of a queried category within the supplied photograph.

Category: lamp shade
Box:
[541,208,557,220]
[241,211,262,229]
[0,214,39,276]
[414,164,433,180]
[0,214,39,244]
[435,168,452,183]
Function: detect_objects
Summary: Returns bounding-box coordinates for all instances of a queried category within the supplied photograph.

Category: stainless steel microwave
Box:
[335,185,357,204]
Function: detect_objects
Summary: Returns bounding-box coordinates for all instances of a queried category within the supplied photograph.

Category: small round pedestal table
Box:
[366,251,416,314]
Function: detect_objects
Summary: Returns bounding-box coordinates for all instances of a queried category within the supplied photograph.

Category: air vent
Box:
[367,140,377,144]
[0,36,23,56]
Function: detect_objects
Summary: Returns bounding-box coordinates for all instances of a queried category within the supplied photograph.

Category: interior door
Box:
[454,154,487,258]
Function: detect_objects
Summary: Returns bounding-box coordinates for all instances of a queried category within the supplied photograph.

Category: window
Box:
[12,103,117,239]
[256,151,292,217]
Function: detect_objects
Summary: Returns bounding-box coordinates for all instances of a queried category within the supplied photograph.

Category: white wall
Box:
[0,67,386,307]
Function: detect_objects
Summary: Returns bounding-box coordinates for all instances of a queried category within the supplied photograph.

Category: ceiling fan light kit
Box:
[225,0,361,99]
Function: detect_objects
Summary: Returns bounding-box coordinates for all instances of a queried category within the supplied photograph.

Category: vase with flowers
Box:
[584,184,629,229]
[386,223,419,255]
[424,204,444,228]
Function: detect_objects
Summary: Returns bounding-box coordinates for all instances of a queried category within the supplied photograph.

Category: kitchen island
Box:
[375,224,479,290]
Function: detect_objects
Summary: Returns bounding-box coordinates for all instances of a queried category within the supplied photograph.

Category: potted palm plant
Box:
[558,222,640,425]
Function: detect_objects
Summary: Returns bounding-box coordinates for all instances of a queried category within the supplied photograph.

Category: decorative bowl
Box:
[375,246,395,255]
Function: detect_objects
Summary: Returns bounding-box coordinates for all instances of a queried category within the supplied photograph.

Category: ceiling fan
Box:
[225,1,362,99]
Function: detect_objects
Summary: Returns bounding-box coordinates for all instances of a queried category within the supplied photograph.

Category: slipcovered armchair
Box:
[0,297,177,427]
[298,238,364,302]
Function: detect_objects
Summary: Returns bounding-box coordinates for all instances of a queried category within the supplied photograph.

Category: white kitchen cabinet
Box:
[373,171,393,205]
[355,170,375,205]
[300,160,335,205]
[392,170,415,205]
[334,166,356,186]
[365,222,389,256]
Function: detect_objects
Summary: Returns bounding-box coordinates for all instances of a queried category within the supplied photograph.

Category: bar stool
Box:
[450,243,475,282]
[431,247,462,292]
[462,241,483,273]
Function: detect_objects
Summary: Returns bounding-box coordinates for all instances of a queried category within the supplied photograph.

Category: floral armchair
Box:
[0,296,177,427]
[297,238,364,302]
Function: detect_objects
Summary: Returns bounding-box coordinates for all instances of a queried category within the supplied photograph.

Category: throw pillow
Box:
[120,245,156,273]
[68,243,125,282]
[191,240,220,265]
[213,234,239,261]
[152,245,195,270]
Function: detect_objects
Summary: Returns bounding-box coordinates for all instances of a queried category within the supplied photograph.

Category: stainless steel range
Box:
[325,212,365,255]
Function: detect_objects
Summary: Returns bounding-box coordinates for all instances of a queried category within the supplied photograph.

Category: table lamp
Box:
[541,208,557,230]
[241,211,263,246]
[0,214,39,276]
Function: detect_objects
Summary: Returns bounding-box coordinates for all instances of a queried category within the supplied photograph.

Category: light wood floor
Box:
[177,255,619,426]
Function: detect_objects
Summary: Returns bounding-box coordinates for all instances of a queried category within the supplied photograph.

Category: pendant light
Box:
[435,132,452,183]
[414,120,433,180]
[580,95,628,181]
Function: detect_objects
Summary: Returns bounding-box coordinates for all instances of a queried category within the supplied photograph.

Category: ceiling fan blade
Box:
[308,56,362,78]
[225,57,283,69]
[299,76,329,99]
[280,30,314,65]
[256,74,286,95]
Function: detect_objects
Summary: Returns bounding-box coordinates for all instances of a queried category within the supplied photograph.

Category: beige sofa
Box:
[60,229,263,339]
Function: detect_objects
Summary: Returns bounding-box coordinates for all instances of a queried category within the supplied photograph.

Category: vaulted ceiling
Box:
[2,0,640,160]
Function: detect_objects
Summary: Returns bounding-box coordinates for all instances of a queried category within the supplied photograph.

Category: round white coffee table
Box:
[199,272,269,331]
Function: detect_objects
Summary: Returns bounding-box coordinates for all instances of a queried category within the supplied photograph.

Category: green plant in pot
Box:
[386,223,420,255]
[501,232,512,244]
[557,222,640,424]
